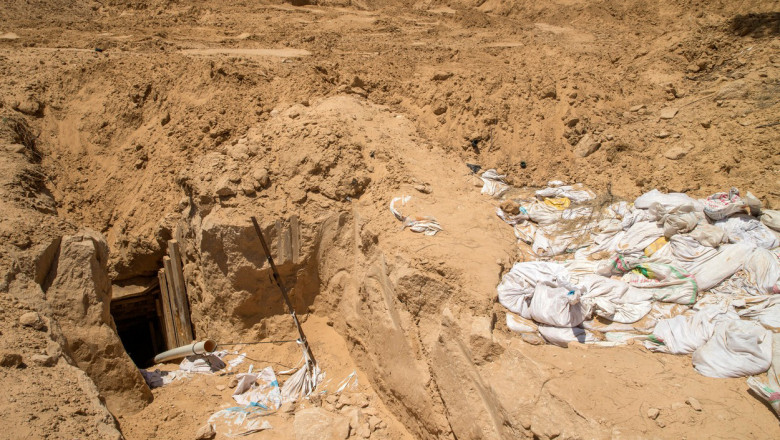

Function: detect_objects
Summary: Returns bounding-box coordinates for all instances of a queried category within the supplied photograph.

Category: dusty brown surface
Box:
[1,0,779,439]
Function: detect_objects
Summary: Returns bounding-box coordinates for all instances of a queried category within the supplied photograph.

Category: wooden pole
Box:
[251,217,316,365]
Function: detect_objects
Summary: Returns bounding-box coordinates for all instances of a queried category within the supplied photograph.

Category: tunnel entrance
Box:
[111,241,196,367]
[110,278,167,368]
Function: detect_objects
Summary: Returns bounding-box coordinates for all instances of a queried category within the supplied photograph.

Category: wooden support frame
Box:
[167,240,194,344]
[157,269,179,349]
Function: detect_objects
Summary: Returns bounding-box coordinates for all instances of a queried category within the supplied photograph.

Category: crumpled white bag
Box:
[645,306,734,354]
[715,214,779,249]
[528,281,588,327]
[634,189,704,213]
[497,262,572,318]
[537,325,597,347]
[479,169,509,197]
[692,319,772,378]
[688,223,728,248]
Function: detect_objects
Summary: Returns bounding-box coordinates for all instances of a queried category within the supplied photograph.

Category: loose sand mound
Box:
[0,1,779,439]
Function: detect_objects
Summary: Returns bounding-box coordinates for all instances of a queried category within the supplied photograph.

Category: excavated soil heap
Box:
[1,1,779,439]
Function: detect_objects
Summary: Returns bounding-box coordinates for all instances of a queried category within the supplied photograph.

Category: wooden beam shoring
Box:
[167,240,194,343]
[158,268,179,349]
[290,215,300,265]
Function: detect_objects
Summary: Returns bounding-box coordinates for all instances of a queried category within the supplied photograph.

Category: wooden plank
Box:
[163,257,186,346]
[281,225,292,264]
[167,240,194,343]
[157,269,179,349]
[275,219,284,263]
[290,215,300,264]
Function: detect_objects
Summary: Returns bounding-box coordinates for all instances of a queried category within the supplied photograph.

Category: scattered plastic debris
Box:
[390,195,442,235]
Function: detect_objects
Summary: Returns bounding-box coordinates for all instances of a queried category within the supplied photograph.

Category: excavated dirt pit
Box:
[1,1,780,439]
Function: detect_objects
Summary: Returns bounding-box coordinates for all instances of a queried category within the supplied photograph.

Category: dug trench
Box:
[1,1,780,439]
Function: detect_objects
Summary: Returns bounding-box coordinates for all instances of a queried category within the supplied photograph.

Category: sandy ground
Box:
[1,1,779,439]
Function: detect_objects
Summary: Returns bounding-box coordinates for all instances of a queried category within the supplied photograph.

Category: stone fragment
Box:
[413,183,431,194]
[280,401,296,414]
[20,312,44,330]
[357,422,371,438]
[629,104,645,112]
[6,144,26,154]
[14,98,43,117]
[432,103,447,115]
[215,385,226,391]
[659,107,678,119]
[194,423,216,440]
[45,230,153,413]
[715,80,748,101]
[521,333,545,345]
[663,142,693,160]
[647,407,660,420]
[294,408,349,440]
[368,415,382,431]
[214,177,236,197]
[240,181,256,197]
[252,168,270,189]
[0,352,23,368]
[432,71,453,81]
[686,396,702,411]
[31,354,57,367]
[500,200,520,215]
[574,134,601,157]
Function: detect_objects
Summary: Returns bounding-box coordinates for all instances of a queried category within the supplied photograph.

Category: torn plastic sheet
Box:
[390,196,442,235]
[141,351,241,388]
[208,405,274,437]
[233,366,283,408]
[180,352,227,373]
[335,371,359,393]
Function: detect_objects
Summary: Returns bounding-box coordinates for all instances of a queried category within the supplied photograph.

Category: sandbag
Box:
[535,183,594,203]
[537,325,597,347]
[621,262,698,305]
[746,333,780,417]
[615,221,665,257]
[686,242,757,291]
[661,212,699,238]
[497,262,571,318]
[479,169,509,197]
[688,224,728,248]
[645,306,734,354]
[580,275,653,323]
[743,248,780,295]
[740,302,780,329]
[716,214,779,249]
[745,191,762,217]
[506,313,538,333]
[528,281,588,327]
[512,221,536,244]
[634,189,704,213]
[703,188,747,220]
[692,319,772,378]
[760,209,780,232]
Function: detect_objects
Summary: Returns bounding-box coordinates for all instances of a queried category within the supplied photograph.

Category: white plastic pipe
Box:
[153,339,217,364]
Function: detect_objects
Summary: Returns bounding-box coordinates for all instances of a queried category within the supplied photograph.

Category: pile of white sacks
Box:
[487,174,780,414]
